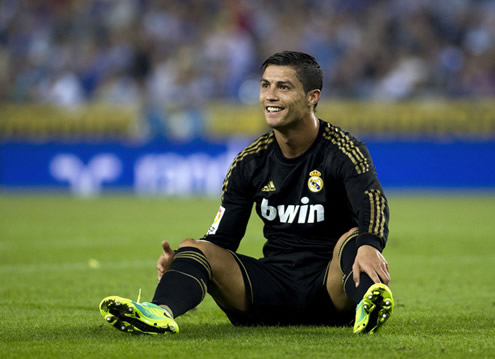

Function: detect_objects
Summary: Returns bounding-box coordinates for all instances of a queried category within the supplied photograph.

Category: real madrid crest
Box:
[308,169,324,192]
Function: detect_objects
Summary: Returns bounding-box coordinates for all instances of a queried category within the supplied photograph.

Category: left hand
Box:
[352,245,390,287]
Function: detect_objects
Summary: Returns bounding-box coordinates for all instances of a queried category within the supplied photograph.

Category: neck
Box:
[274,114,319,158]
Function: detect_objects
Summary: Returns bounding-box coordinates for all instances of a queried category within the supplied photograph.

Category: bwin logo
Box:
[261,197,324,224]
[50,154,122,196]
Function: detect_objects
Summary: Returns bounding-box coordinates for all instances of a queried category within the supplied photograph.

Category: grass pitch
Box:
[1,193,494,358]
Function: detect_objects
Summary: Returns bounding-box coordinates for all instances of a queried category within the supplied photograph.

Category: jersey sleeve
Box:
[202,156,254,252]
[337,139,389,251]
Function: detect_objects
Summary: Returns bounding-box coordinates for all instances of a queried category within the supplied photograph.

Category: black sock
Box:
[339,232,375,304]
[152,247,212,317]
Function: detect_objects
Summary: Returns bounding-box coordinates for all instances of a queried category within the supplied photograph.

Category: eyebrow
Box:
[260,78,295,87]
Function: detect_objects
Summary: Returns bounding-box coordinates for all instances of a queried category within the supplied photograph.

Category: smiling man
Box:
[99,51,394,335]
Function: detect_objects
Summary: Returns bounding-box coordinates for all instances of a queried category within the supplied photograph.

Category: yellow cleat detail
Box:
[99,296,179,335]
[353,283,394,334]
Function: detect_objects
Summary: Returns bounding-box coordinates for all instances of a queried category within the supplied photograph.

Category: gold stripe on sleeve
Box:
[323,123,370,174]
[364,189,386,238]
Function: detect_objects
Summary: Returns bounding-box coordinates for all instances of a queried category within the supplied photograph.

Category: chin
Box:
[265,119,281,129]
[264,114,283,128]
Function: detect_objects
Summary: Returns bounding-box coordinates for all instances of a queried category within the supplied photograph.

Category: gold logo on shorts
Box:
[308,170,324,192]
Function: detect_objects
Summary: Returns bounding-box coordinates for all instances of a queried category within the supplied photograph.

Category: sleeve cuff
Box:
[357,232,385,252]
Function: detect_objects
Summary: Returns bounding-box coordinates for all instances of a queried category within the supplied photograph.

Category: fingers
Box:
[374,251,391,285]
[369,267,384,285]
[377,259,391,285]
[352,261,361,288]
[354,262,382,287]
[157,240,175,281]
[353,246,391,287]
[157,258,165,281]
[162,240,173,254]
[156,252,166,281]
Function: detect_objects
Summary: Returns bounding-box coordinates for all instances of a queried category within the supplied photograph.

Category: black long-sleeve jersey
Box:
[204,119,389,259]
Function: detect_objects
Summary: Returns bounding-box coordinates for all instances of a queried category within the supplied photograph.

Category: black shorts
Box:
[220,250,354,327]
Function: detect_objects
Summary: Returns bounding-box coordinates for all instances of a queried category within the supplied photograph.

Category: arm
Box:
[202,153,254,252]
[341,141,389,250]
[157,150,255,279]
[340,141,390,285]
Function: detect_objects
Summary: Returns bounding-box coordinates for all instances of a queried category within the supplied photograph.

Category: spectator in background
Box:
[0,0,494,135]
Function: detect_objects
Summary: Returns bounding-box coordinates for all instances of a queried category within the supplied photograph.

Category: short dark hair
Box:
[260,51,323,94]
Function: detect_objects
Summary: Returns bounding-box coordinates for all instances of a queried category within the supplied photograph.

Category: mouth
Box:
[265,106,285,114]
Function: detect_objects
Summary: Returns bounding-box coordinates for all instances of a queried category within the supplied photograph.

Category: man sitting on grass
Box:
[99,51,394,335]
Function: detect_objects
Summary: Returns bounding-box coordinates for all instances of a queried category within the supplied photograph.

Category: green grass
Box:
[1,194,494,358]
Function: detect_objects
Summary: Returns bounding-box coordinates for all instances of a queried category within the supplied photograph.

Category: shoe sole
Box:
[100,297,176,335]
[354,284,394,334]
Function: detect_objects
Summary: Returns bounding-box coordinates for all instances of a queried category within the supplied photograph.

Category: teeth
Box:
[267,106,282,113]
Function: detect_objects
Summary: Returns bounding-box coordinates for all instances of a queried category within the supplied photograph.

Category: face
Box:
[259,65,319,130]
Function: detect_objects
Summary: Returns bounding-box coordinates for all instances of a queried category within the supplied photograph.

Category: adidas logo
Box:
[262,181,276,192]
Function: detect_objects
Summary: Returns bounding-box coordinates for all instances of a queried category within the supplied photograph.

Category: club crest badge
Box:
[308,170,324,193]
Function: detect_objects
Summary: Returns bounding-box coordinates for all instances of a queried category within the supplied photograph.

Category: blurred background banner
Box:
[0,0,494,196]
[2,138,495,196]
[0,139,245,196]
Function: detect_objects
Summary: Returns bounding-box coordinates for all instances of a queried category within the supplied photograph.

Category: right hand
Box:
[157,240,175,281]
[352,244,390,287]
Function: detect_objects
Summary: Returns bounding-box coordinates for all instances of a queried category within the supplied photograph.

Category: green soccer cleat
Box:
[99,296,179,335]
[353,283,394,334]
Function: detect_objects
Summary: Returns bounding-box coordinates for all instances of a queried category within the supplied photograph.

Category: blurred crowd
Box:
[0,0,494,138]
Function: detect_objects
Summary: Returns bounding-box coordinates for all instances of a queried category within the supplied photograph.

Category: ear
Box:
[307,89,321,108]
